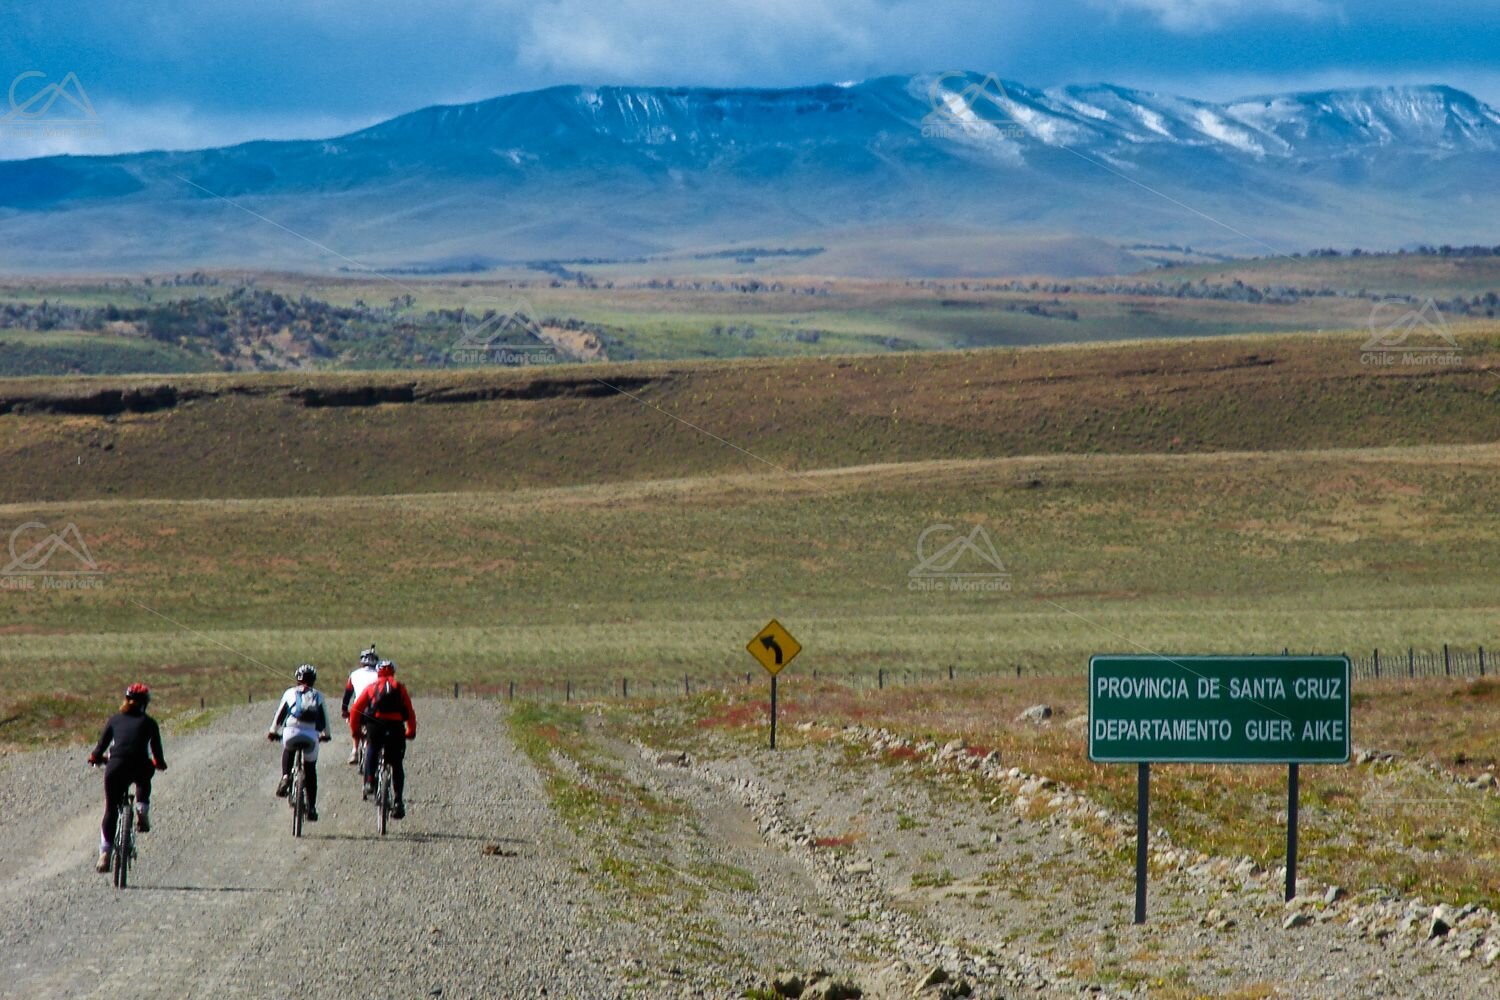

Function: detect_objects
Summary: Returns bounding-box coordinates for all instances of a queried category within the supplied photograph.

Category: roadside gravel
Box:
[0,700,642,1000]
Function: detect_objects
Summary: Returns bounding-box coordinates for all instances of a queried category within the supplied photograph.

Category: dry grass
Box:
[2,327,1496,503]
[1,438,1496,741]
[686,673,1500,909]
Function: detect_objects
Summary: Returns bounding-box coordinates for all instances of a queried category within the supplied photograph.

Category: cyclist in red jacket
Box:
[348,660,416,819]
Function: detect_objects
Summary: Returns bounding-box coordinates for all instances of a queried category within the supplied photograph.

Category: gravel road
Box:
[0,700,643,1000]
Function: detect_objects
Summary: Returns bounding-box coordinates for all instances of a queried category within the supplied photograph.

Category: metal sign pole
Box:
[1286,762,1299,901]
[1135,762,1149,924]
[769,675,778,750]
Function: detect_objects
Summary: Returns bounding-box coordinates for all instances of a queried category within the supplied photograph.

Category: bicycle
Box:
[90,755,139,888]
[372,743,394,836]
[289,745,308,838]
[112,785,137,889]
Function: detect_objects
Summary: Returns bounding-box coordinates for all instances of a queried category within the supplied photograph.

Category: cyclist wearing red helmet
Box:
[88,683,166,873]
[348,659,416,819]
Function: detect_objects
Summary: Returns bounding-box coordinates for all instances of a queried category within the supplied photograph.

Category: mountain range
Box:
[2,73,1497,276]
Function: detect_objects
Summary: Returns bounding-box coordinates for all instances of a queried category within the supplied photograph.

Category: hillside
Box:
[2,76,1499,272]
[2,331,1496,503]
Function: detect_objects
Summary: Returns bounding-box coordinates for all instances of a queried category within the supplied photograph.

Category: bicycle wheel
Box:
[291,750,305,838]
[375,749,393,839]
[113,794,132,889]
[378,764,390,836]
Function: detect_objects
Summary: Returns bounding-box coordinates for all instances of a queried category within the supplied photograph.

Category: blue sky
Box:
[3,0,1499,158]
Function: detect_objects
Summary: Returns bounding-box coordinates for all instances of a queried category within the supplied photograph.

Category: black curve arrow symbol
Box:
[760,636,784,665]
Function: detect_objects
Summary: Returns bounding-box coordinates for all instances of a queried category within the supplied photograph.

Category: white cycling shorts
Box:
[282,728,322,764]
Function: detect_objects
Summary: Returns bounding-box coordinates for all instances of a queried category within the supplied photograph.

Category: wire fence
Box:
[420,645,1493,704]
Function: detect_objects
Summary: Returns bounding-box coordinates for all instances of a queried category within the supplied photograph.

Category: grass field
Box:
[3,440,1497,742]
[3,253,1496,373]
[2,327,1497,771]
[0,329,210,376]
[3,328,1496,502]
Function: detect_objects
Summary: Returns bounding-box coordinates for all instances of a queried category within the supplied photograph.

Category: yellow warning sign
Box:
[747,619,801,676]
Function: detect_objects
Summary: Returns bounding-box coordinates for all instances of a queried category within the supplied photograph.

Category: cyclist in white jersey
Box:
[266,665,332,821]
[341,646,380,765]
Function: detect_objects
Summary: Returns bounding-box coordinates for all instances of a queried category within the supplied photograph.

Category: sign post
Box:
[1089,654,1350,922]
[747,619,802,749]
[1135,762,1149,924]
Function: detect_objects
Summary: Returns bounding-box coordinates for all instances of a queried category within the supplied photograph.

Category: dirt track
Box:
[8,698,1493,999]
[0,700,641,1000]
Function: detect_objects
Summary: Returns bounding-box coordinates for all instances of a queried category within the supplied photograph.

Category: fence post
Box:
[200,696,205,709]
[248,689,252,704]
[1481,647,1487,677]
[1016,664,1021,678]
[878,668,884,690]
[949,664,955,681]
[566,679,571,702]
[1444,644,1451,676]
[454,682,460,699]
[508,680,515,702]
[684,676,690,696]
[1373,648,1380,678]
[1408,648,1414,678]
[622,678,628,698]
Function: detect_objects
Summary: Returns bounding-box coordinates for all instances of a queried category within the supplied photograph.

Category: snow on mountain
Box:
[0,73,1496,273]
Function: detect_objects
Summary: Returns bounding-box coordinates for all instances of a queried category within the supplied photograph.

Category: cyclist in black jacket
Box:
[88,683,166,873]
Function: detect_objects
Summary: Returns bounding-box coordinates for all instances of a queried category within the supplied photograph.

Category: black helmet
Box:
[295,664,317,685]
[359,646,378,667]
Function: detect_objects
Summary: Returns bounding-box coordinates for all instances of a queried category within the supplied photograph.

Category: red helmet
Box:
[376,660,396,678]
[125,682,151,704]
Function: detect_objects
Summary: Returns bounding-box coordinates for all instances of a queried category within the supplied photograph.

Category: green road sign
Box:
[1089,655,1351,764]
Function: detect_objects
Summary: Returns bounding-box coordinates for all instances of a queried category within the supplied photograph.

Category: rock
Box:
[772,972,806,997]
[1016,704,1052,723]
[1483,942,1500,967]
[1325,885,1345,904]
[915,966,949,992]
[804,979,862,1000]
[1283,913,1312,930]
[654,750,689,767]
[845,861,873,876]
[1473,772,1496,789]
[1431,905,1456,939]
[1063,715,1089,733]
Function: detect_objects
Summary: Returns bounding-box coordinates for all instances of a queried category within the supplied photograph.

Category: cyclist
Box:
[267,665,333,821]
[341,645,380,766]
[88,683,167,873]
[348,659,416,819]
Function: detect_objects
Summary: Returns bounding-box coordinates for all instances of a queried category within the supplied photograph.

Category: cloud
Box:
[1,0,1495,158]
[0,97,380,160]
[514,0,943,84]
[1101,0,1337,32]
